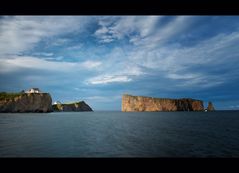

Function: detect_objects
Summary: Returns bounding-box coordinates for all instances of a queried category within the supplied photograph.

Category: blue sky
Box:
[0,16,239,110]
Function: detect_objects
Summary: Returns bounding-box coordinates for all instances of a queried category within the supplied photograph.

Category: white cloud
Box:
[167,73,200,80]
[230,105,239,108]
[95,26,109,35]
[0,56,102,73]
[94,16,195,46]
[33,52,54,56]
[87,75,132,85]
[66,45,83,50]
[80,60,102,69]
[94,16,161,43]
[85,46,145,85]
[0,16,91,56]
[127,30,239,88]
[134,16,195,48]
[0,56,75,73]
[89,27,239,89]
[85,65,144,85]
[51,38,70,46]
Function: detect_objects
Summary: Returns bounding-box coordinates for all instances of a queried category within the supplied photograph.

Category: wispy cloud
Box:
[94,16,161,43]
[136,16,195,47]
[32,52,54,57]
[51,38,70,47]
[87,75,132,85]
[87,28,239,91]
[80,60,102,69]
[0,56,102,73]
[126,30,239,89]
[230,105,239,109]
[0,16,91,56]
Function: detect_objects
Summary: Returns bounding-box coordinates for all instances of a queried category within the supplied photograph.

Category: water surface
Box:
[0,111,239,157]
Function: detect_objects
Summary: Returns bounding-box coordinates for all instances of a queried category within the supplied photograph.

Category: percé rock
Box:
[122,94,204,112]
[0,93,53,113]
[52,101,93,112]
[207,101,215,111]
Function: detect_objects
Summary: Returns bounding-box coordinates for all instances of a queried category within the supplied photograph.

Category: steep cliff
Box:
[0,93,52,113]
[122,94,204,112]
[52,101,93,112]
[207,101,215,111]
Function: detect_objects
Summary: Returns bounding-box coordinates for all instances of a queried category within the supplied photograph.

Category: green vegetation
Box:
[52,104,63,111]
[0,92,23,100]
[62,101,83,105]
[52,101,84,111]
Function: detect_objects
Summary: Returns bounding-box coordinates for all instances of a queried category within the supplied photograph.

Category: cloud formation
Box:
[0,16,91,56]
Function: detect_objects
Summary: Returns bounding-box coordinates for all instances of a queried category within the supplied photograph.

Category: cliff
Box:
[52,101,93,112]
[207,101,215,111]
[0,92,52,113]
[122,94,204,112]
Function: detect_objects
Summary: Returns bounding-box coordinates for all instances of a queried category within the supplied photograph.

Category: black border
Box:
[1,0,239,170]
[1,158,239,171]
[1,0,239,15]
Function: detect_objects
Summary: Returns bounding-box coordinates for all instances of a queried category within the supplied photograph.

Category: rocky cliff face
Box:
[207,101,215,111]
[122,94,204,112]
[52,101,93,112]
[0,93,53,113]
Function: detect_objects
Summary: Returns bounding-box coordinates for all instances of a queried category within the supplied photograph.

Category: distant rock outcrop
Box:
[207,101,215,111]
[0,93,52,113]
[52,101,93,112]
[122,94,204,112]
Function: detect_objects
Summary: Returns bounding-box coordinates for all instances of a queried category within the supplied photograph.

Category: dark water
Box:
[0,111,239,157]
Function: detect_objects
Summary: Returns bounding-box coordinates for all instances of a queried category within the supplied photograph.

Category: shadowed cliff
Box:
[0,92,52,113]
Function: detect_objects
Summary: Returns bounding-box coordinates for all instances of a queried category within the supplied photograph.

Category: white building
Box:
[53,101,61,105]
[25,88,41,93]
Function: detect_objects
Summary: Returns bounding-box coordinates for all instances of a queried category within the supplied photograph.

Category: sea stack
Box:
[207,101,215,111]
[122,94,204,112]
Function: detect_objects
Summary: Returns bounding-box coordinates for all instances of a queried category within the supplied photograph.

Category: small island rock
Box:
[207,101,215,111]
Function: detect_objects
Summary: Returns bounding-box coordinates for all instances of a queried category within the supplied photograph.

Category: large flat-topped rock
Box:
[122,94,204,112]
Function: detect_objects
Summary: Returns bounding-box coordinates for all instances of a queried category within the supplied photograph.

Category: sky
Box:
[0,16,239,110]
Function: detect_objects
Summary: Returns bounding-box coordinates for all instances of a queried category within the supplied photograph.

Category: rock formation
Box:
[122,94,204,112]
[52,101,93,112]
[0,93,53,113]
[207,101,215,111]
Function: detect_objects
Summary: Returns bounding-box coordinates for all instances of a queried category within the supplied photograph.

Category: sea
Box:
[0,111,239,157]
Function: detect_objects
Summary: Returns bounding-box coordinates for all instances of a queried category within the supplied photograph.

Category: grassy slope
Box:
[0,92,22,100]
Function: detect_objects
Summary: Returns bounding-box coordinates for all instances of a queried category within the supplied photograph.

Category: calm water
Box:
[0,111,239,157]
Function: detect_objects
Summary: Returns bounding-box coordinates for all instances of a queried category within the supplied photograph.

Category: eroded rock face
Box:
[207,101,215,111]
[0,93,53,113]
[122,94,204,112]
[52,101,93,112]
